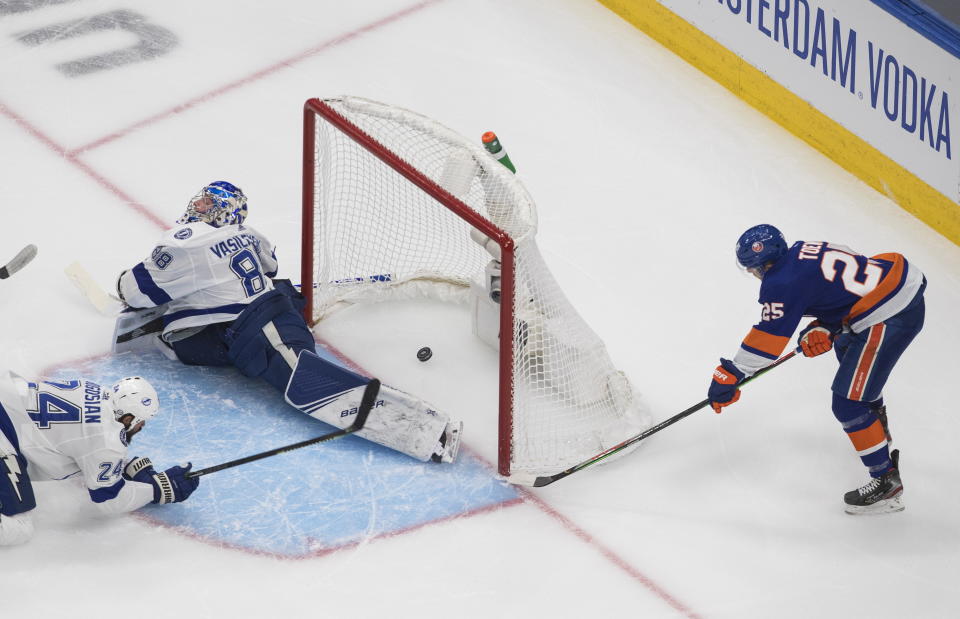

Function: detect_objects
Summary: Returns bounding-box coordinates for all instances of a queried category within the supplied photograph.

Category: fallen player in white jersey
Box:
[115,181,461,464]
[0,373,198,546]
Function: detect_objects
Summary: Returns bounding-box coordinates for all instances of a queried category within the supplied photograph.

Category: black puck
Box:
[417,346,433,362]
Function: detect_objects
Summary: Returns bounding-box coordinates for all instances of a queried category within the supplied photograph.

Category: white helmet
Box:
[111,376,160,427]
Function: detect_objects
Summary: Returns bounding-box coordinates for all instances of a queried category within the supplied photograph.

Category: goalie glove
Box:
[798,320,833,357]
[124,457,199,504]
[708,358,745,414]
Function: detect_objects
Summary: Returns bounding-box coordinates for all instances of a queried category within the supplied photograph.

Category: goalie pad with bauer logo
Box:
[284,350,450,462]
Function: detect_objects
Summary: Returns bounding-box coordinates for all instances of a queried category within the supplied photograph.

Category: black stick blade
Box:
[532,474,561,488]
[0,244,37,279]
[115,317,165,344]
[509,348,802,488]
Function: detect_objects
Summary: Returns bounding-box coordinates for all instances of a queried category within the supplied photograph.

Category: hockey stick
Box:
[185,378,380,479]
[512,348,802,488]
[115,316,165,344]
[64,261,123,315]
[0,244,37,279]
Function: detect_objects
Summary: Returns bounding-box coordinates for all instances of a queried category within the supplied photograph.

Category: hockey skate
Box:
[431,421,463,464]
[844,449,904,515]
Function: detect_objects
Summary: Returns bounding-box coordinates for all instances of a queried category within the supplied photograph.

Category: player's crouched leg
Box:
[169,323,232,366]
[831,394,902,514]
[226,286,315,391]
[257,310,318,392]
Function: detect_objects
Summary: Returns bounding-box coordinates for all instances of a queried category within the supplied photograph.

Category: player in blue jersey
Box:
[0,373,198,546]
[707,224,925,515]
[115,181,461,465]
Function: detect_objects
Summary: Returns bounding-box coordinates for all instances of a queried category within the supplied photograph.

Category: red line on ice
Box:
[132,495,526,562]
[312,340,703,617]
[521,490,703,618]
[0,100,167,230]
[1,1,441,230]
[68,0,445,157]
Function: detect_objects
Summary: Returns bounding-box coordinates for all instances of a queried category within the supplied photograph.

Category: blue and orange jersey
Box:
[732,241,924,374]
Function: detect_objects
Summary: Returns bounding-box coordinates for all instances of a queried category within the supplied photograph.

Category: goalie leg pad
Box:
[226,289,316,391]
[284,349,368,419]
[433,420,462,463]
[285,351,450,461]
[169,323,232,366]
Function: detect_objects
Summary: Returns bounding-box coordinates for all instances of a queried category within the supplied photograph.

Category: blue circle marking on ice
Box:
[54,351,518,557]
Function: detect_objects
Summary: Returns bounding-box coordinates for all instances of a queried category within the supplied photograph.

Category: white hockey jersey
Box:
[0,372,153,514]
[117,222,279,341]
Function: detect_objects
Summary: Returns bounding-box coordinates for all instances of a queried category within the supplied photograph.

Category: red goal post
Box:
[301,96,649,479]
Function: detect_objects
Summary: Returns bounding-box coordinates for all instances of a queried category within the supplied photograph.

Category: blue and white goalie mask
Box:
[178,181,248,228]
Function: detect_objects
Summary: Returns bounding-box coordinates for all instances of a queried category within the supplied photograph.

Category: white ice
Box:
[1,1,958,617]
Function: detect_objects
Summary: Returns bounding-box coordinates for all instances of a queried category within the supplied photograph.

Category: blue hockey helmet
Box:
[178,181,248,227]
[735,224,787,276]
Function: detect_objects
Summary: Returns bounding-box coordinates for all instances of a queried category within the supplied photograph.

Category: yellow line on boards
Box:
[598,0,960,246]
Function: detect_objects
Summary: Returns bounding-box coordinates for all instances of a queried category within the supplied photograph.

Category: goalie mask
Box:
[111,376,160,428]
[178,181,248,228]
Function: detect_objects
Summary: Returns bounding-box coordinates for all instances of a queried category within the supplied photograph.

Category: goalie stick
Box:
[511,348,802,488]
[115,316,164,344]
[0,244,37,279]
[64,261,123,315]
[185,378,380,479]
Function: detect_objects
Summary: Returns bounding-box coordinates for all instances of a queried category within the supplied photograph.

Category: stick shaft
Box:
[529,349,801,487]
[186,378,380,479]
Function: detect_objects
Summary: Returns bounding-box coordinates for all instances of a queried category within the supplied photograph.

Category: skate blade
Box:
[440,421,462,463]
[844,494,905,515]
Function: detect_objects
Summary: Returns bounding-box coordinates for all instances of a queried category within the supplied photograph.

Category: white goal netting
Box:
[304,96,649,478]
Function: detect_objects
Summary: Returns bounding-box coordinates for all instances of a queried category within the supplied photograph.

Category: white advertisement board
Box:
[660,0,959,202]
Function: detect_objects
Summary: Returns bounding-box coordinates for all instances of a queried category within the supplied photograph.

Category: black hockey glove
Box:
[125,457,199,504]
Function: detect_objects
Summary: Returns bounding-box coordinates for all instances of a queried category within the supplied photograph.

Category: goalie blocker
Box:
[111,304,173,358]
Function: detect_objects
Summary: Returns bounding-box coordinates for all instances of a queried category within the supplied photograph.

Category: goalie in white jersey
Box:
[116,181,461,464]
[0,374,199,546]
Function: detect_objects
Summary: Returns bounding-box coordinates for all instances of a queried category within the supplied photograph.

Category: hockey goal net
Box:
[302,96,649,480]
